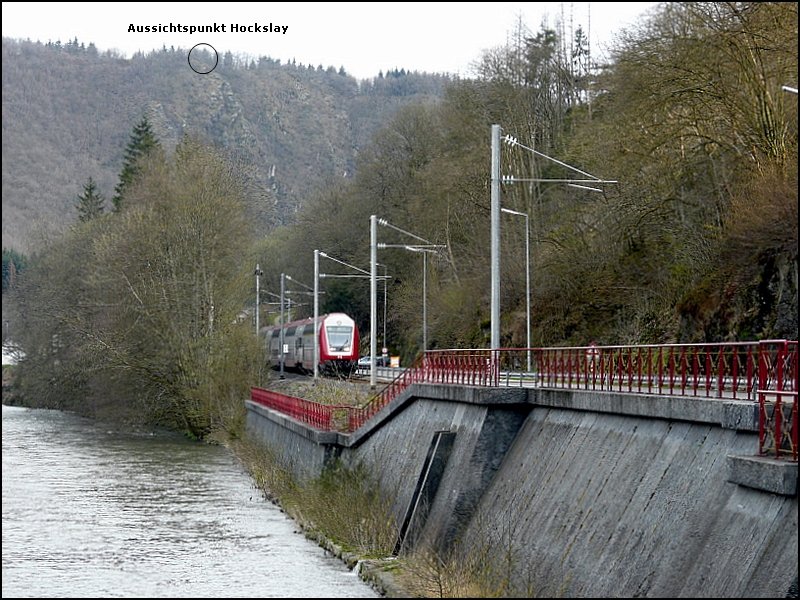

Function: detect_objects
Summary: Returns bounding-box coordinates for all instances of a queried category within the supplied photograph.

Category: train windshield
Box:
[326,325,352,350]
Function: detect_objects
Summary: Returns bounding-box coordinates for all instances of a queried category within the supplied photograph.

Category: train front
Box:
[319,313,359,374]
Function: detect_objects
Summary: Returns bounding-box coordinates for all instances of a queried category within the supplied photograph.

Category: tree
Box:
[573,2,798,339]
[74,177,105,222]
[96,138,259,435]
[112,117,161,211]
[2,247,27,292]
[267,2,796,350]
[13,137,263,435]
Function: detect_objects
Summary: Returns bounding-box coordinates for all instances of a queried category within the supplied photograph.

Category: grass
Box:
[265,378,374,407]
[232,435,398,557]
[235,383,542,597]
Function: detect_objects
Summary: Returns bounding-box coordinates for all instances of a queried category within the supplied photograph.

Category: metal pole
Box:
[383,264,388,354]
[525,214,531,372]
[423,252,427,352]
[279,272,285,379]
[502,207,530,368]
[370,215,377,388]
[491,124,501,351]
[313,250,319,380]
[255,264,260,336]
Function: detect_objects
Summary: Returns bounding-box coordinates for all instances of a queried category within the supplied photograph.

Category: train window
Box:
[270,329,280,338]
[285,326,297,336]
[326,325,352,349]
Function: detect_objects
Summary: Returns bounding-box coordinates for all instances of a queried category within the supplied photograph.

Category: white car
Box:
[358,355,390,367]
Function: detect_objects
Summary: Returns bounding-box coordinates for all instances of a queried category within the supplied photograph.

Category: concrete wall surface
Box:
[348,397,528,550]
[465,406,797,598]
[246,400,339,480]
[245,385,798,598]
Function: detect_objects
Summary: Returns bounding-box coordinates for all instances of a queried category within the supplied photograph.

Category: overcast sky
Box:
[2,2,659,79]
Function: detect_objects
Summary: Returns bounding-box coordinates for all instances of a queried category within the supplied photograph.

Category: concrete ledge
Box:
[247,386,760,454]
[246,392,421,450]
[344,384,528,448]
[410,383,529,405]
[727,454,798,496]
[245,400,340,444]
[247,384,531,450]
[358,559,408,598]
[531,389,759,431]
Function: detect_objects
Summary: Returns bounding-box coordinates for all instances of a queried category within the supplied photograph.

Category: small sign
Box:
[391,356,400,368]
[283,344,289,354]
[382,347,388,355]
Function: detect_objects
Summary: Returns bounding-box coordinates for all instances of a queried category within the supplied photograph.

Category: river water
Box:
[1,405,378,598]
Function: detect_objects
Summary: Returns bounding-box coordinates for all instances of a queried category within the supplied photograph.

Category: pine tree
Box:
[112,117,161,211]
[2,247,27,292]
[75,177,105,222]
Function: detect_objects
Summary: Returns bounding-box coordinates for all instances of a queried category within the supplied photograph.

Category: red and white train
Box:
[262,312,360,374]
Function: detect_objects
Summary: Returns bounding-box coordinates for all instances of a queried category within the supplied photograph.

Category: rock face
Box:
[1,38,448,252]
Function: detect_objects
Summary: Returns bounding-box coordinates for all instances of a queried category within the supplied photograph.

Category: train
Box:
[261,312,360,374]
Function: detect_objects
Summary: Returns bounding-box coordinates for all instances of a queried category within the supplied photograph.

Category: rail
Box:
[250,340,797,460]
[757,340,798,460]
[250,354,427,434]
[250,387,350,431]
[425,343,766,397]
[346,353,427,431]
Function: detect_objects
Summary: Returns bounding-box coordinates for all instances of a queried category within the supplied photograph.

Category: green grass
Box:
[266,378,374,407]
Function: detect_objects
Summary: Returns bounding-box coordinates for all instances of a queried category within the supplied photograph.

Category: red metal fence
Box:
[250,387,364,431]
[346,353,428,431]
[250,354,429,434]
[757,340,798,460]
[250,340,798,460]
[502,342,758,398]
[421,350,497,386]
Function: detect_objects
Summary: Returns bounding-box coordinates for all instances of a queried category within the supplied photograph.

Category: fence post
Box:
[759,340,785,457]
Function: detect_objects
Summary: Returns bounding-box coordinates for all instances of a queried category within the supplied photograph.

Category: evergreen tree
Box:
[75,177,105,222]
[112,117,161,211]
[2,247,28,292]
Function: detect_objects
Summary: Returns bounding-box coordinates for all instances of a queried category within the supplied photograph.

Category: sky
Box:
[2,1,660,80]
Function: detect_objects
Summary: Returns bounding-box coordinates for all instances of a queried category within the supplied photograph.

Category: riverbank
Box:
[2,364,22,405]
[305,531,408,598]
[229,434,415,598]
[245,381,799,598]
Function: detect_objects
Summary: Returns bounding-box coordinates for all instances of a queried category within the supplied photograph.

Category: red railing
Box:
[250,340,797,460]
[250,387,349,431]
[425,343,762,398]
[529,342,758,398]
[345,353,429,431]
[758,340,798,460]
[422,349,497,386]
[250,355,429,433]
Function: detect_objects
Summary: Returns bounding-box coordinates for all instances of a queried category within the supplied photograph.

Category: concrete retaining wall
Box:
[467,405,796,597]
[348,396,528,550]
[245,385,798,597]
[245,400,339,480]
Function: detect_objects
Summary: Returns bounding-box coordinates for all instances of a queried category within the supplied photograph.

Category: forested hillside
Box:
[1,38,449,252]
[3,2,797,437]
[258,2,798,354]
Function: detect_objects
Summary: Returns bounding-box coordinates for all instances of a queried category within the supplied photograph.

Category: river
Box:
[1,405,378,598]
